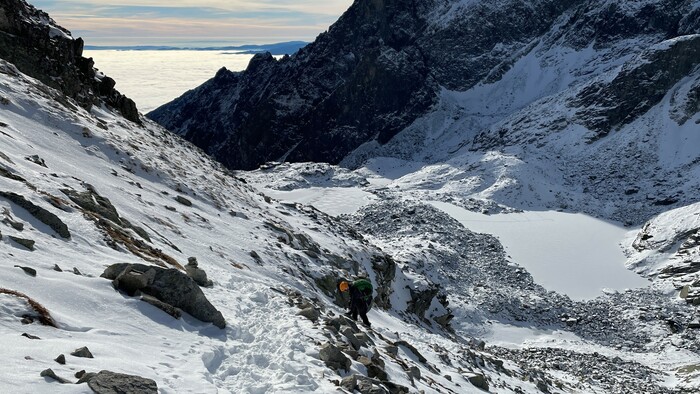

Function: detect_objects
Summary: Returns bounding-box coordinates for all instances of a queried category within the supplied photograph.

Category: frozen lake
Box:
[84,50,257,113]
[431,201,649,300]
[263,187,378,216]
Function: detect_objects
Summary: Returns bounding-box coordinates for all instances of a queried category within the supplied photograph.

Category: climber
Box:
[338,278,373,327]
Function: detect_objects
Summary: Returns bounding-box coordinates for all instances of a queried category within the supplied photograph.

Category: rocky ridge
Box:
[0,0,139,122]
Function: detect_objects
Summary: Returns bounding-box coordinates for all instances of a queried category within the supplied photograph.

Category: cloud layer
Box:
[33,0,352,45]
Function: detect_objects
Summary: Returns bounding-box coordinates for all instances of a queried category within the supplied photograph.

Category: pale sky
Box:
[33,0,353,46]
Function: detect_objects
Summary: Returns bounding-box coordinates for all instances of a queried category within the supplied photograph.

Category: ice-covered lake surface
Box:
[253,172,649,301]
[430,201,650,300]
[84,50,257,113]
[264,187,379,216]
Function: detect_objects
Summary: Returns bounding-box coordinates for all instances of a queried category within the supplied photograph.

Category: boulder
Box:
[0,191,70,238]
[407,284,439,319]
[62,188,122,225]
[319,343,350,372]
[434,312,454,328]
[466,373,489,391]
[82,370,158,394]
[9,236,35,250]
[54,354,65,365]
[341,326,364,350]
[40,368,71,384]
[102,263,225,328]
[175,195,192,207]
[340,374,357,391]
[371,255,396,309]
[14,265,36,276]
[298,306,320,322]
[71,346,93,358]
[327,315,359,332]
[394,340,427,363]
[356,376,388,394]
[367,364,388,381]
[384,345,398,357]
[355,332,372,348]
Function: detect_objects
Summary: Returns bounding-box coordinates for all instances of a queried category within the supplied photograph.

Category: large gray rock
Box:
[318,343,351,372]
[407,284,439,319]
[71,346,94,358]
[8,235,34,250]
[297,306,320,322]
[341,326,364,350]
[62,188,122,225]
[40,368,71,384]
[466,373,489,391]
[83,370,158,394]
[102,263,225,328]
[0,191,69,238]
[371,254,396,309]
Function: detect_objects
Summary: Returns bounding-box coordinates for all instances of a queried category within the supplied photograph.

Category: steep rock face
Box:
[572,34,700,138]
[149,0,582,170]
[422,0,582,89]
[0,0,139,122]
[150,0,700,171]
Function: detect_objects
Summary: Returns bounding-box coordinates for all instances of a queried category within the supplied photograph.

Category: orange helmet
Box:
[339,281,350,292]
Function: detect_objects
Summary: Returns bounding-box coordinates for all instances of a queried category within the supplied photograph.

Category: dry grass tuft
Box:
[0,288,57,327]
[77,211,184,270]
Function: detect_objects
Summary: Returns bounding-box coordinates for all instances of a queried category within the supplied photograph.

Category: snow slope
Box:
[1,59,577,393]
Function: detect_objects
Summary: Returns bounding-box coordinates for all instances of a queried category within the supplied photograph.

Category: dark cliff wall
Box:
[149,0,435,170]
[0,0,139,122]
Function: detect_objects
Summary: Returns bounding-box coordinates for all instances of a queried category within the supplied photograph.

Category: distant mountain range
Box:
[84,41,308,55]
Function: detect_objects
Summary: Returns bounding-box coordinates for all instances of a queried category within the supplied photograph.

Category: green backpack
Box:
[353,279,373,304]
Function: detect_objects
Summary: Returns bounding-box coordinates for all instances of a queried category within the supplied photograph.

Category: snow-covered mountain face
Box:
[149,0,700,181]
[5,0,700,393]
[338,0,700,225]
